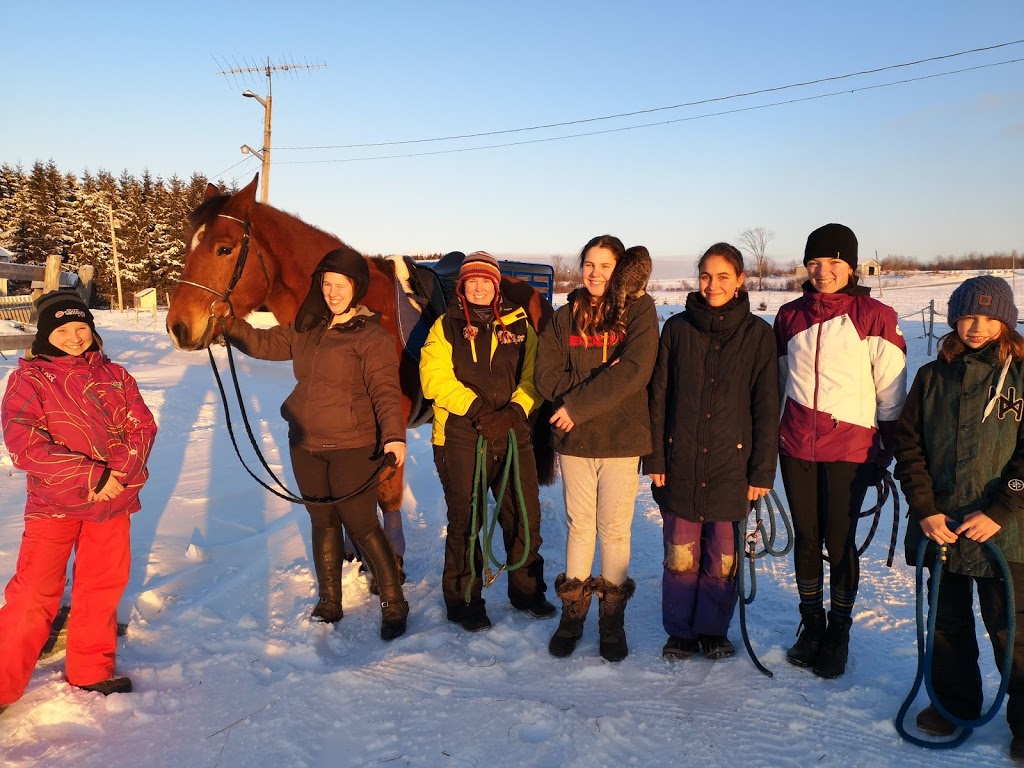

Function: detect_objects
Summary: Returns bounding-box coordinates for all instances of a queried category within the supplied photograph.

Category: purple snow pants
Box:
[661,512,738,639]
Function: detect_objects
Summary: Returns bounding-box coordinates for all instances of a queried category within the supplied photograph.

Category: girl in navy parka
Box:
[645,243,778,661]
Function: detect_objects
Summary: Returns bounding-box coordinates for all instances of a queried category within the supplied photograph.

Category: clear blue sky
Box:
[4,2,1023,273]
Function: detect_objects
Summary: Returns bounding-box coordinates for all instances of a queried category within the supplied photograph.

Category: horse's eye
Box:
[217,246,233,257]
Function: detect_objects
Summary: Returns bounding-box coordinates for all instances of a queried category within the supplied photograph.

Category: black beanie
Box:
[32,289,99,357]
[804,223,858,270]
[294,247,370,332]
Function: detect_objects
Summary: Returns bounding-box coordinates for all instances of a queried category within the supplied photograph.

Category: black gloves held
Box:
[475,405,523,442]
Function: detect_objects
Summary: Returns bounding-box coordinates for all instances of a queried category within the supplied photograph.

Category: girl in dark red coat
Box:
[0,289,158,714]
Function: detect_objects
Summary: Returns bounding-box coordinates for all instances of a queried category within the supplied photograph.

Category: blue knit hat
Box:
[947,275,1018,329]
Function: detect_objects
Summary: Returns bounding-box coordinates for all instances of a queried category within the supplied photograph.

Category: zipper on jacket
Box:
[811,300,823,462]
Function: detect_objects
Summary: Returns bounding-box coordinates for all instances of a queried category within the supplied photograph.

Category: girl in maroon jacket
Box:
[0,289,157,714]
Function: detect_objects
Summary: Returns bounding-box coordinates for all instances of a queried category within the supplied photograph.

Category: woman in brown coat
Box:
[221,248,409,641]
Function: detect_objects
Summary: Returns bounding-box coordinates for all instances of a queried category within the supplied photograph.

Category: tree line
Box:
[1,161,1019,304]
[0,161,217,305]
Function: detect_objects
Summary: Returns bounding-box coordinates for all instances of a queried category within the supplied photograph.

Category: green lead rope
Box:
[463,430,532,604]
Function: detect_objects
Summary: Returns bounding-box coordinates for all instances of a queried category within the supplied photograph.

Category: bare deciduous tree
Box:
[738,227,776,291]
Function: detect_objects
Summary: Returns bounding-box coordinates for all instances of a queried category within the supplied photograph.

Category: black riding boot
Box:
[594,576,636,663]
[548,575,593,658]
[353,527,409,641]
[786,605,826,667]
[310,527,344,624]
[813,612,852,679]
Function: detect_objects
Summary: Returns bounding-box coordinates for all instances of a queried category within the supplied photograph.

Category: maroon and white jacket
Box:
[774,280,907,465]
[2,350,157,522]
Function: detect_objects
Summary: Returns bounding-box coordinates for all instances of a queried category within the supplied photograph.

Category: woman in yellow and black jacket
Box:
[420,251,554,632]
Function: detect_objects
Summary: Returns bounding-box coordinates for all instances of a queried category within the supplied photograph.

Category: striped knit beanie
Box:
[457,251,505,338]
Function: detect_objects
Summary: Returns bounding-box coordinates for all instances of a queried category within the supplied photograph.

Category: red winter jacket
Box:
[2,350,158,522]
[774,281,906,465]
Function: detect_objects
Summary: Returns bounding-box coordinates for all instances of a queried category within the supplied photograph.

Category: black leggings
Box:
[928,563,1024,736]
[289,444,381,536]
[780,457,873,605]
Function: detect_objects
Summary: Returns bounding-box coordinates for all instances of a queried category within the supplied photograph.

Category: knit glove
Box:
[475,405,524,442]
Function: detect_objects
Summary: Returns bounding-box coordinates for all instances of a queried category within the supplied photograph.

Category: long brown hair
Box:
[939,323,1024,365]
[573,234,624,339]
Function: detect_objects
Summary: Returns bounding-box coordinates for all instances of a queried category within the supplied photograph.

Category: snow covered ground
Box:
[0,271,1020,767]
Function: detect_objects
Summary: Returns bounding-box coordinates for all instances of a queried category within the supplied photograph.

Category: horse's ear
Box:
[204,183,220,200]
[234,174,260,212]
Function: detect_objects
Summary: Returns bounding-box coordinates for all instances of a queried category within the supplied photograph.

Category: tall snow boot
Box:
[813,612,852,679]
[594,576,636,663]
[786,605,826,668]
[310,527,345,624]
[354,527,409,641]
[548,574,593,658]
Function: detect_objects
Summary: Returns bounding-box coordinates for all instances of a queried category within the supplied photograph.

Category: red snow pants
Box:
[0,514,131,705]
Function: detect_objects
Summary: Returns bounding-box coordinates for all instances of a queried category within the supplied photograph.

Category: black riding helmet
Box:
[294,247,370,332]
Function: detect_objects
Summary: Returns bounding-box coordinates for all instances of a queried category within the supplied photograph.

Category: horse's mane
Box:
[369,255,395,282]
[187,194,231,229]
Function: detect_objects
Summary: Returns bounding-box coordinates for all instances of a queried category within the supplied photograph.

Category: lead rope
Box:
[736,489,794,677]
[208,340,395,506]
[895,536,1015,748]
[463,431,531,603]
[822,469,901,567]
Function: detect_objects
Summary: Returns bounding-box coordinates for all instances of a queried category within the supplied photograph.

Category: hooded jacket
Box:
[644,292,778,523]
[225,307,405,452]
[1,350,157,522]
[774,279,907,465]
[895,343,1024,575]
[419,296,539,447]
[535,290,658,458]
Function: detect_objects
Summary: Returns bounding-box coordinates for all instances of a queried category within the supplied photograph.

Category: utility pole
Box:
[108,200,124,311]
[215,56,326,204]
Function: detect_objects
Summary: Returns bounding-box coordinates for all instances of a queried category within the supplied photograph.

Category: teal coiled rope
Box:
[735,489,795,677]
[894,536,1016,749]
[463,431,531,604]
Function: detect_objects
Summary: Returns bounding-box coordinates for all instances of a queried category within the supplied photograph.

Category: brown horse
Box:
[167,175,554,531]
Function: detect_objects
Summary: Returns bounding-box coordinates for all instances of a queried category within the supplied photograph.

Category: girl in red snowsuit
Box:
[0,289,157,713]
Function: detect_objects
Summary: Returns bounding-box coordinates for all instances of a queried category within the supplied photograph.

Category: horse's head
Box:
[167,175,272,350]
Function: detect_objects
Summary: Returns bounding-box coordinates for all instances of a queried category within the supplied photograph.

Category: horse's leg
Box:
[377,469,406,558]
[361,468,407,594]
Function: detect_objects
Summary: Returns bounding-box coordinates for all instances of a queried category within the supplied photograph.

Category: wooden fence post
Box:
[43,255,62,293]
[927,299,935,356]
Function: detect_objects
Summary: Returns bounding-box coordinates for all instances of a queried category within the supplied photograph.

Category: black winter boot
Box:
[76,676,133,695]
[354,527,409,641]
[310,527,345,624]
[786,605,827,668]
[594,576,636,663]
[813,612,852,679]
[548,575,593,658]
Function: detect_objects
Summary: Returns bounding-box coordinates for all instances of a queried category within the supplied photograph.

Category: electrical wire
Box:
[274,57,1024,165]
[275,39,1024,151]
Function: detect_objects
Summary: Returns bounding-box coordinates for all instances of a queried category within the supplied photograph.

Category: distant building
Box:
[858,259,880,277]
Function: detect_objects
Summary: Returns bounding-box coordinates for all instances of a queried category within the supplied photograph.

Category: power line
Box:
[275,39,1024,151]
[274,57,1024,165]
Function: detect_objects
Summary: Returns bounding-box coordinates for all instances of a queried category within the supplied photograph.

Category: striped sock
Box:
[830,588,856,619]
[796,577,824,610]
